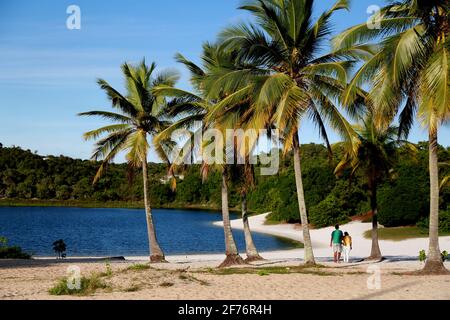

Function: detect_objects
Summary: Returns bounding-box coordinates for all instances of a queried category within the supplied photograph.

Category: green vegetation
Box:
[48,274,109,296]
[308,194,351,228]
[273,236,304,249]
[417,207,450,233]
[419,250,427,263]
[126,263,151,271]
[335,115,407,259]
[378,148,431,227]
[104,261,113,277]
[0,237,31,259]
[1,142,450,231]
[418,250,449,264]
[47,264,211,296]
[203,265,333,277]
[0,146,223,209]
[0,246,32,259]
[0,199,227,212]
[363,227,450,242]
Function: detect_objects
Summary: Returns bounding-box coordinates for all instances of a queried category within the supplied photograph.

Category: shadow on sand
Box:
[0,257,126,270]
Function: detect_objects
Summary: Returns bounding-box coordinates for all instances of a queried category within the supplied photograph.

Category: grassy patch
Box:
[274,236,304,249]
[0,199,227,212]
[202,265,333,277]
[98,261,113,278]
[0,199,146,209]
[263,219,285,226]
[48,274,109,296]
[363,227,450,241]
[126,263,151,271]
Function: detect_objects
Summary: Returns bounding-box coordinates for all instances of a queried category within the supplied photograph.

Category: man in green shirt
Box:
[330,224,344,263]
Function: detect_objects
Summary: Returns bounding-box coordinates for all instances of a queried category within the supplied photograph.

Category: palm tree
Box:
[153,45,250,267]
[79,60,179,263]
[335,116,413,260]
[334,0,449,274]
[216,0,367,265]
[229,160,264,262]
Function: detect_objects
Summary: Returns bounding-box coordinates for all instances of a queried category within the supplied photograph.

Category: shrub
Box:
[104,261,113,277]
[309,195,351,228]
[48,274,108,296]
[378,164,429,227]
[256,172,300,223]
[149,182,174,206]
[306,180,366,228]
[0,246,31,259]
[417,208,450,233]
[0,237,31,259]
[419,250,427,263]
[418,250,448,263]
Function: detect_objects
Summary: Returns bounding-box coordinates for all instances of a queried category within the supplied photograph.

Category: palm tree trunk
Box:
[293,135,315,265]
[142,156,165,263]
[368,182,382,260]
[423,129,447,274]
[241,193,263,262]
[219,169,245,268]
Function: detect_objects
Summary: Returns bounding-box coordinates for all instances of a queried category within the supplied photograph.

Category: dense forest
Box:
[0,142,449,231]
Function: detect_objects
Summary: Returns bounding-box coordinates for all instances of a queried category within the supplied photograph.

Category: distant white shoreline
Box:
[213,213,450,261]
[32,213,450,264]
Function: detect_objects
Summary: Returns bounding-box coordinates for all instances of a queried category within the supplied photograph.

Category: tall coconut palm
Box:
[228,158,264,262]
[153,44,251,267]
[79,60,179,263]
[216,0,369,265]
[334,0,449,274]
[335,116,413,260]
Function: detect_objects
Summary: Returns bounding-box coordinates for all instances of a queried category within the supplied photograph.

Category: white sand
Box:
[213,213,450,261]
[1,257,449,300]
[2,213,450,300]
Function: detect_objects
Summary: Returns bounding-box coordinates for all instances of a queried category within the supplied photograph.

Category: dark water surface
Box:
[0,207,294,256]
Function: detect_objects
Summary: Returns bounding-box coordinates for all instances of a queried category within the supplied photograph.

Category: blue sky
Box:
[0,0,448,163]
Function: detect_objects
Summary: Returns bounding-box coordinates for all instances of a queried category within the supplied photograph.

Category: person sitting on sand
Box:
[330,224,344,263]
[342,232,352,263]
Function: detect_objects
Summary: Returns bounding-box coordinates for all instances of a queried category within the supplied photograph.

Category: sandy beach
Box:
[214,213,450,261]
[1,214,449,300]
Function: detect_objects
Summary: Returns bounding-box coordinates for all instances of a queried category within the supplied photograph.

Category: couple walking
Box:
[330,224,352,263]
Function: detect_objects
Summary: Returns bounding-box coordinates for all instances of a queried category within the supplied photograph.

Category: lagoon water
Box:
[0,207,294,257]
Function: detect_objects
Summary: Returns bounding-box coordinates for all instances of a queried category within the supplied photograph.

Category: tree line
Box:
[1,142,449,229]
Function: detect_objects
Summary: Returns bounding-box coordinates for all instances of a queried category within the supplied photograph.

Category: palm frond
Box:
[333,17,419,50]
[78,111,134,124]
[83,124,131,141]
[97,78,140,117]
